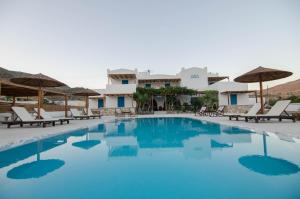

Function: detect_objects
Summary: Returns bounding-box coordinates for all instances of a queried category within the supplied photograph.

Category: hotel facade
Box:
[90,67,254,110]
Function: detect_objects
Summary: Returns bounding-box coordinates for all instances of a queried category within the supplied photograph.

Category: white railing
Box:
[105,84,137,94]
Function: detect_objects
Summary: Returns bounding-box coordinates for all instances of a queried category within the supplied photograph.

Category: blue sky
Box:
[0,0,299,89]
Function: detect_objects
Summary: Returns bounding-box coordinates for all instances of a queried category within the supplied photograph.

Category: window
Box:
[145,83,151,88]
[122,80,129,84]
[165,83,171,87]
[230,94,237,105]
[117,96,125,107]
[98,99,104,108]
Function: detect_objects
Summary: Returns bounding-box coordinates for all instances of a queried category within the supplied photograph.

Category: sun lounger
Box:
[2,107,58,128]
[210,106,225,117]
[245,100,296,123]
[34,108,73,124]
[115,108,124,117]
[86,108,101,119]
[196,106,207,116]
[129,107,136,117]
[225,103,261,121]
[70,108,90,120]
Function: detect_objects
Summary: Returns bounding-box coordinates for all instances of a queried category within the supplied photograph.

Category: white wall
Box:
[105,96,136,108]
[110,78,136,84]
[208,81,250,106]
[219,93,251,106]
[178,67,209,90]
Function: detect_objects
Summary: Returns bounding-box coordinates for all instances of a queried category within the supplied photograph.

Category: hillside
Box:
[0,67,87,100]
[264,79,300,98]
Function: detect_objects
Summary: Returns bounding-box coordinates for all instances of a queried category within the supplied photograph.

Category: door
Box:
[117,96,125,107]
[230,94,237,105]
[98,99,104,108]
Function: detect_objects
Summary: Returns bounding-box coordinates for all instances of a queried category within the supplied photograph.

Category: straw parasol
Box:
[234,66,292,113]
[72,88,100,112]
[10,73,66,118]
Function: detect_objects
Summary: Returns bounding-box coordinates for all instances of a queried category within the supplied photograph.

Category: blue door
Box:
[117,96,125,107]
[230,94,237,105]
[98,99,104,108]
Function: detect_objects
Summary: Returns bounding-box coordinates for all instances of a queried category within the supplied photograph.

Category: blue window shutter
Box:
[122,80,129,84]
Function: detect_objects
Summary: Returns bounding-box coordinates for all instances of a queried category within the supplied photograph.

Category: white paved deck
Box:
[0,114,299,152]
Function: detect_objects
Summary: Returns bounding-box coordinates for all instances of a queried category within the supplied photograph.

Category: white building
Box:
[90,67,253,110]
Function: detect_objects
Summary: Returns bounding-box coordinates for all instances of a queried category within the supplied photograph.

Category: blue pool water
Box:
[0,117,300,199]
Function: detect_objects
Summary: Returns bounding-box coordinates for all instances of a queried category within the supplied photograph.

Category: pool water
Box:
[0,117,300,199]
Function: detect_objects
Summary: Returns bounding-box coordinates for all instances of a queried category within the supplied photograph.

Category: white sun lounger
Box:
[70,108,90,120]
[245,100,296,123]
[85,108,101,119]
[196,106,207,116]
[34,108,73,124]
[225,103,261,121]
[2,107,58,128]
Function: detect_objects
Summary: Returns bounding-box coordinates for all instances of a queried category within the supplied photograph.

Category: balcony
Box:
[104,83,137,95]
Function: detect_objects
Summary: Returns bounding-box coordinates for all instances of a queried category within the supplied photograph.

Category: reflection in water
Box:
[7,159,65,179]
[6,140,65,179]
[1,117,299,199]
[72,134,101,150]
[239,134,300,176]
[211,140,233,148]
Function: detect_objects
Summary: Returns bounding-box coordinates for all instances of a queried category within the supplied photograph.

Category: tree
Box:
[201,90,218,110]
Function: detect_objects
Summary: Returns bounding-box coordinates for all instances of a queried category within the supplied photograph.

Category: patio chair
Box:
[196,106,207,116]
[34,108,73,124]
[70,108,90,120]
[86,108,102,119]
[2,107,58,128]
[245,100,296,123]
[224,103,261,121]
[210,106,225,117]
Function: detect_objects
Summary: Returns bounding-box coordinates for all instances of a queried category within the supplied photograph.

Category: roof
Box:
[107,69,136,75]
[208,76,229,82]
[221,90,257,94]
[108,69,137,79]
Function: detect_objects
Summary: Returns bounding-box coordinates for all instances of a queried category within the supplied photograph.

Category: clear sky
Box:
[0,0,299,89]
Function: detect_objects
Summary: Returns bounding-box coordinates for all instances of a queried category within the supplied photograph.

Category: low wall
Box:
[224,105,252,114]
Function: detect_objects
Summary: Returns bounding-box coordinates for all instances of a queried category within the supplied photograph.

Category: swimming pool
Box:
[0,117,299,199]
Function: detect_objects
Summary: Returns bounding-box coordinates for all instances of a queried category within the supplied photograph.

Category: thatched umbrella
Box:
[72,88,100,113]
[234,66,292,113]
[10,73,66,118]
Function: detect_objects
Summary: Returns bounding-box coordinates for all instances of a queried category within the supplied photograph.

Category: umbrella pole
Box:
[85,95,89,113]
[259,80,264,113]
[37,88,42,119]
[263,134,267,156]
[64,95,68,117]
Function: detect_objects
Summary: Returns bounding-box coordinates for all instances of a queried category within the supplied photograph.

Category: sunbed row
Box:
[196,100,296,123]
[2,107,102,128]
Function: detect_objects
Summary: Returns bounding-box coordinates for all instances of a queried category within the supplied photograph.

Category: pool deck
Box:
[0,114,299,151]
